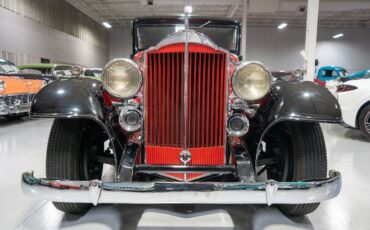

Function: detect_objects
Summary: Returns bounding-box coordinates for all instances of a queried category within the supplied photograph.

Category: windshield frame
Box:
[132,17,241,56]
[0,62,19,74]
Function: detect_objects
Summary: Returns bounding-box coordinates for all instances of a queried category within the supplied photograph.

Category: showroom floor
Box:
[0,117,369,230]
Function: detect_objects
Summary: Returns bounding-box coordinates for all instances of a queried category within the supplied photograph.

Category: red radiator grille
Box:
[145,43,227,171]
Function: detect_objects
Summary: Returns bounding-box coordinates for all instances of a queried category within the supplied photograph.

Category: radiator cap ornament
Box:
[180,150,191,165]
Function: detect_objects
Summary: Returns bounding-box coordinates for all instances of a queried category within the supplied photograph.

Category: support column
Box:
[241,0,248,59]
[304,0,320,81]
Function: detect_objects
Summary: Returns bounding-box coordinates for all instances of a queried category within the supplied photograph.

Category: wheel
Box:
[358,105,370,140]
[46,119,106,214]
[261,122,327,216]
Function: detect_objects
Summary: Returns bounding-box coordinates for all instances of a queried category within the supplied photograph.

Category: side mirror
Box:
[315,59,319,66]
[71,65,83,77]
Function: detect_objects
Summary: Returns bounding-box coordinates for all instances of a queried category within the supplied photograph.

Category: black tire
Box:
[358,104,370,140]
[46,119,104,214]
[264,122,327,216]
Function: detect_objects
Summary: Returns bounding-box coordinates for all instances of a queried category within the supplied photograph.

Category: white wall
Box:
[0,6,108,67]
[109,26,370,73]
[247,27,370,73]
[109,27,132,60]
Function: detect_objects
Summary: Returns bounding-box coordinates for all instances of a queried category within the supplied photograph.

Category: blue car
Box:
[314,66,348,86]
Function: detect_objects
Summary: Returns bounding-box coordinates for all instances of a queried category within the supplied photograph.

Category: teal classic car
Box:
[315,66,370,85]
[314,66,348,86]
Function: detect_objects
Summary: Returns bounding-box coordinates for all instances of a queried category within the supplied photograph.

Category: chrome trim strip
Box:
[183,31,189,150]
[22,170,341,205]
[135,165,235,174]
[225,51,230,163]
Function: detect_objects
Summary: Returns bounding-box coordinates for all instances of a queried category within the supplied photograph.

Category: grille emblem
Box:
[179,150,191,165]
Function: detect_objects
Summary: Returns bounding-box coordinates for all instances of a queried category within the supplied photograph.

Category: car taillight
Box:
[336,84,357,93]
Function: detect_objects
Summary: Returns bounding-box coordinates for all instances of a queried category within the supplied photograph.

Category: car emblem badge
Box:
[179,150,191,165]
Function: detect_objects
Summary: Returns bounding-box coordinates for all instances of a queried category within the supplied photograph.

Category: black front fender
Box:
[31,78,125,166]
[31,78,104,120]
[263,80,341,124]
[250,81,342,168]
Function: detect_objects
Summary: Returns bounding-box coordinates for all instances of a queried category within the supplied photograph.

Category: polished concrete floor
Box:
[0,117,369,230]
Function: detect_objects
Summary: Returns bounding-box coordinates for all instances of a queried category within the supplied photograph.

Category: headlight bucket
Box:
[227,113,250,137]
[232,62,272,101]
[102,58,142,98]
[119,106,142,132]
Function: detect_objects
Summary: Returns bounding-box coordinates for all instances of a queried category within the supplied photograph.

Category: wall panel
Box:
[0,1,108,67]
[0,0,108,49]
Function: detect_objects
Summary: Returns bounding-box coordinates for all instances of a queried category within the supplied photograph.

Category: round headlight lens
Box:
[103,59,142,98]
[232,62,272,101]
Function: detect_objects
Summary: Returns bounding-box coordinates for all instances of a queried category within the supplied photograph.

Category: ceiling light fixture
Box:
[277,23,288,30]
[102,22,112,29]
[332,33,344,39]
[184,5,192,14]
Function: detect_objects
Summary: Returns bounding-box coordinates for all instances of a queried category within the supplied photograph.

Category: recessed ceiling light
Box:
[332,33,344,39]
[184,5,192,14]
[102,22,112,29]
[277,23,287,30]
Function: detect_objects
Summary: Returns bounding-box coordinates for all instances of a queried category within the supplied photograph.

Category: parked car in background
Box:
[22,16,341,217]
[271,69,304,82]
[0,59,45,118]
[18,63,73,79]
[341,69,370,82]
[314,66,348,93]
[82,68,102,81]
[336,78,370,140]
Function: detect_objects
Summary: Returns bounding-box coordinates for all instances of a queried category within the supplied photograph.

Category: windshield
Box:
[136,24,238,53]
[84,69,102,77]
[53,66,72,77]
[364,71,370,79]
[339,69,348,77]
[0,63,19,73]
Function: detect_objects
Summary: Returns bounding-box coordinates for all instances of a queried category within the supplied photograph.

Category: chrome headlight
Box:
[119,106,142,132]
[232,62,272,101]
[103,59,142,98]
[227,113,249,137]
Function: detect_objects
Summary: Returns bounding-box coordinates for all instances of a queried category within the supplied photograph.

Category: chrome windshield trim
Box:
[145,30,229,54]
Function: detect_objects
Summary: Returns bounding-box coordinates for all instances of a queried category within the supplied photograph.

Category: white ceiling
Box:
[65,0,370,28]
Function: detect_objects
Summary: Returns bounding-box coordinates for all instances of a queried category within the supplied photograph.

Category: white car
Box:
[336,78,370,140]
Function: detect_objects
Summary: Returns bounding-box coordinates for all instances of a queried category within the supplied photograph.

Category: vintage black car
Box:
[22,16,342,216]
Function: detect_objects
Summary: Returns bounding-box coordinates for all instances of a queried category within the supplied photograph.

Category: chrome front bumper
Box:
[0,94,34,115]
[22,170,341,206]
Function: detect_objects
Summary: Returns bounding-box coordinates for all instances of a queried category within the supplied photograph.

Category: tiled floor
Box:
[0,117,369,230]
